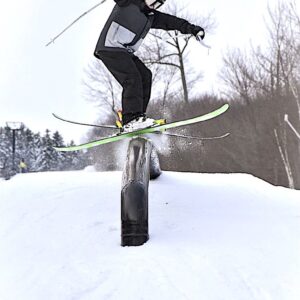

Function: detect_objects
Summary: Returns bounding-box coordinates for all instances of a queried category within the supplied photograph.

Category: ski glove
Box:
[191,25,205,40]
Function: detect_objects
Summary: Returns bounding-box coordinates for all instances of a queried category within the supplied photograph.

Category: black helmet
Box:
[145,0,166,9]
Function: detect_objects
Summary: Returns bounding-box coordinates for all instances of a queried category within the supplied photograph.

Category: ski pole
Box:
[45,0,108,47]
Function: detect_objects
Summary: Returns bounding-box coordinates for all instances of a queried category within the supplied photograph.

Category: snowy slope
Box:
[0,170,300,300]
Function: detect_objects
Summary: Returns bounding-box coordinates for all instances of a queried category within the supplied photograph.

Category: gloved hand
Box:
[191,25,205,40]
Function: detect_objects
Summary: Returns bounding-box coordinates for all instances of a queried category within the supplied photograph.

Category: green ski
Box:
[54,103,229,152]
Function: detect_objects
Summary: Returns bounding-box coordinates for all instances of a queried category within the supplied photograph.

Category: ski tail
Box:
[52,113,117,129]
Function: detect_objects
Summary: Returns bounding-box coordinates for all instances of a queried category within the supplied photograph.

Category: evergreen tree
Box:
[15,126,33,172]
[0,127,11,172]
[63,140,87,170]
[30,132,43,171]
[35,129,57,171]
[52,131,66,170]
[0,125,89,177]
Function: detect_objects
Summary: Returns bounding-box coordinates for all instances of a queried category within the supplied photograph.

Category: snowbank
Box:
[0,171,299,300]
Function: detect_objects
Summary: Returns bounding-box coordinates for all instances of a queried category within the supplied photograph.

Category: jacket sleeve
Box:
[151,11,197,34]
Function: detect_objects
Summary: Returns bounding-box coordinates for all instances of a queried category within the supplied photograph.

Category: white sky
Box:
[0,0,289,142]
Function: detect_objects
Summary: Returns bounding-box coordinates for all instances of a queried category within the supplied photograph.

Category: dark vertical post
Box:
[6,122,22,176]
[12,129,16,172]
[121,137,152,246]
[121,137,162,247]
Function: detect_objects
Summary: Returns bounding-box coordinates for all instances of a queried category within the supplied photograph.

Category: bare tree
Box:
[83,58,122,120]
[140,2,216,103]
[274,127,295,189]
[219,1,300,188]
[220,49,257,103]
[255,1,300,188]
[221,1,300,105]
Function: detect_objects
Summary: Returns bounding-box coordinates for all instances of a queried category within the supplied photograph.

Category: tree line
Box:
[0,125,89,178]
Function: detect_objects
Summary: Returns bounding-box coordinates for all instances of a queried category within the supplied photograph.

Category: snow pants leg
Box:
[97,51,152,124]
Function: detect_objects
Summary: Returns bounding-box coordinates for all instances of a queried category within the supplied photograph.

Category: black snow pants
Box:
[97,50,152,124]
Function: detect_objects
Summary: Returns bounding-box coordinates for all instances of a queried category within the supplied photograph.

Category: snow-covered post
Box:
[121,137,161,246]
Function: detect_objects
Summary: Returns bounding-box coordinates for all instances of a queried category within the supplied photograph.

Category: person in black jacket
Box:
[94,0,205,132]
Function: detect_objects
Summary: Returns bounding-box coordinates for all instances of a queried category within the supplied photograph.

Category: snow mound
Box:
[84,165,97,172]
[0,171,300,300]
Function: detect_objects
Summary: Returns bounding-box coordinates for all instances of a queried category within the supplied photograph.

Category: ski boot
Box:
[116,110,166,133]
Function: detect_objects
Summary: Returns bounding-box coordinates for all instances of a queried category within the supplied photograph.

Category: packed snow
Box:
[0,170,300,300]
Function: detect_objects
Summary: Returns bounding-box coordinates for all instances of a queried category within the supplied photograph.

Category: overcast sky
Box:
[0,0,289,142]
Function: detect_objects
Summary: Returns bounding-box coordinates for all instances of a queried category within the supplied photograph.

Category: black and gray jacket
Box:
[94,0,200,57]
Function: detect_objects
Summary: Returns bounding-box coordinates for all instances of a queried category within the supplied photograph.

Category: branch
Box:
[149,32,177,48]
[284,114,300,140]
[147,61,180,68]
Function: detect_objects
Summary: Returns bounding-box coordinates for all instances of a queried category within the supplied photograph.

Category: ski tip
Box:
[53,146,75,152]
[223,103,230,110]
[217,103,229,115]
[53,146,64,152]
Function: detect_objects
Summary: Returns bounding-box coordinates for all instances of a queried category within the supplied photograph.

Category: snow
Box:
[0,170,300,300]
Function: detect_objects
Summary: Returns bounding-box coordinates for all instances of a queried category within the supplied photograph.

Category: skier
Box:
[19,159,28,173]
[94,0,205,132]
